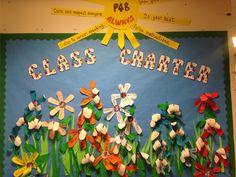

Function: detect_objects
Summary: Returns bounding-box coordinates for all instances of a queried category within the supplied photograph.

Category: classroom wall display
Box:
[0,32,235,177]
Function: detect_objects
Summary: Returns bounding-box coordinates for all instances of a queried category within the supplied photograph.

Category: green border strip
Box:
[0,32,235,177]
[0,34,6,177]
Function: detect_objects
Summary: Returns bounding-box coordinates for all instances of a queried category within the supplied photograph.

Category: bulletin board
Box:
[0,32,235,177]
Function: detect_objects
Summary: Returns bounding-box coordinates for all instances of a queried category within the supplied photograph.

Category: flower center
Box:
[114,105,120,112]
[59,101,65,108]
[101,151,109,158]
[26,162,33,168]
[33,100,39,106]
[121,93,127,98]
[128,116,134,122]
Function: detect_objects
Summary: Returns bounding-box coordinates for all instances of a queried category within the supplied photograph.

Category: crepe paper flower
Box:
[155,159,171,175]
[194,161,221,177]
[12,152,41,177]
[13,136,22,147]
[48,91,75,120]
[81,153,95,165]
[180,148,197,167]
[194,92,219,113]
[16,117,26,127]
[153,139,167,152]
[167,104,181,116]
[214,147,229,168]
[169,124,188,146]
[92,123,109,143]
[68,128,93,149]
[111,83,137,108]
[42,121,66,140]
[113,164,137,177]
[201,118,224,139]
[24,90,46,117]
[196,137,209,157]
[77,107,96,126]
[80,80,103,109]
[118,115,142,135]
[92,134,122,171]
[150,114,161,128]
[110,133,132,154]
[104,98,130,123]
[131,152,149,164]
[28,119,42,130]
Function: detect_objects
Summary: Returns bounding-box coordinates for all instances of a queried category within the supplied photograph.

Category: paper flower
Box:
[93,123,109,143]
[77,107,96,126]
[48,91,75,120]
[13,136,22,147]
[153,139,167,152]
[167,104,181,116]
[194,92,219,113]
[214,147,229,168]
[180,148,197,167]
[150,114,161,128]
[114,164,137,177]
[12,152,41,177]
[81,153,95,165]
[42,121,66,140]
[68,128,91,149]
[24,90,46,117]
[28,118,42,130]
[201,118,224,139]
[194,161,221,177]
[80,80,103,109]
[169,122,188,146]
[110,132,132,154]
[131,152,149,164]
[104,98,130,123]
[155,159,171,175]
[92,135,122,171]
[111,83,137,108]
[196,137,209,157]
[118,115,142,135]
[16,117,26,127]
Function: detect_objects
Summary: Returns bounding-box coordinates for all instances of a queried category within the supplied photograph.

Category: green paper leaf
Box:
[36,154,49,166]
[24,143,37,152]
[125,133,137,141]
[87,103,95,112]
[196,119,206,128]
[83,122,95,132]
[158,102,168,111]
[84,164,93,176]
[129,105,136,116]
[95,110,103,120]
[137,159,146,177]
[99,162,108,177]
[59,142,68,154]
[59,115,71,125]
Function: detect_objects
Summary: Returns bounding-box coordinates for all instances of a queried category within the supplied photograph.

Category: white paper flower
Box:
[81,153,95,164]
[118,115,142,135]
[167,104,181,115]
[104,98,130,123]
[28,118,42,130]
[112,83,137,108]
[110,132,132,154]
[16,117,26,127]
[131,152,149,164]
[150,114,161,128]
[155,159,170,175]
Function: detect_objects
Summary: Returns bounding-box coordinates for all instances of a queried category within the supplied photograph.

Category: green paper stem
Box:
[69,148,74,177]
[51,140,58,177]
[219,136,224,172]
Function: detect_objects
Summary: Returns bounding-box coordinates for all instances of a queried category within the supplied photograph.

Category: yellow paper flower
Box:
[12,152,41,177]
[48,91,75,120]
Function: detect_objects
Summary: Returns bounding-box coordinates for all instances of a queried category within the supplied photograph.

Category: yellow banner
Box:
[132,24,179,50]
[51,8,104,17]
[58,21,107,49]
[139,13,191,25]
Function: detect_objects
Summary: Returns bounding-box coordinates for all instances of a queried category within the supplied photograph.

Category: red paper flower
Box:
[194,161,221,177]
[196,137,209,157]
[201,119,224,139]
[214,147,229,168]
[194,92,219,113]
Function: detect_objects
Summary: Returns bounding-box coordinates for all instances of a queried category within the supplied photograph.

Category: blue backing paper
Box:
[4,35,230,176]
